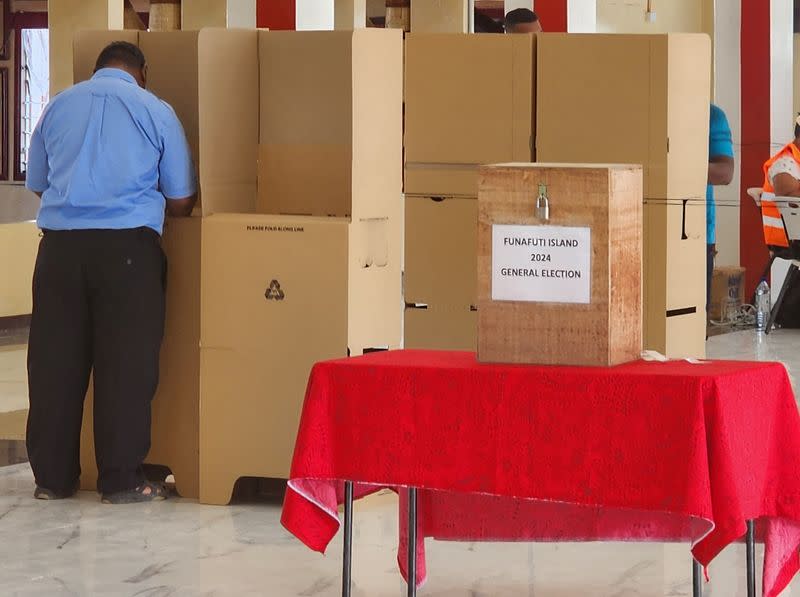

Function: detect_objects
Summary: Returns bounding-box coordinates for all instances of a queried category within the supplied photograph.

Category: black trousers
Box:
[27,228,166,495]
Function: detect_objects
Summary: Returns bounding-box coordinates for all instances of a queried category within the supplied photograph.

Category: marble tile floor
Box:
[0,462,787,597]
[0,328,797,596]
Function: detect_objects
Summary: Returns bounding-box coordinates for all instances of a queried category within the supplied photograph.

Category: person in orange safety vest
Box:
[761,117,800,248]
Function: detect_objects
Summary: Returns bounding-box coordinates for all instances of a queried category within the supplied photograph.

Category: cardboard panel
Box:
[476,163,642,367]
[411,0,469,33]
[73,30,139,84]
[140,32,201,170]
[536,34,709,201]
[80,217,202,498]
[404,33,534,168]
[0,221,39,317]
[199,213,348,504]
[664,310,707,359]
[643,200,705,357]
[351,28,404,221]
[404,164,478,198]
[404,306,477,351]
[404,196,478,305]
[198,29,259,216]
[258,30,354,217]
[348,216,403,354]
[667,35,712,200]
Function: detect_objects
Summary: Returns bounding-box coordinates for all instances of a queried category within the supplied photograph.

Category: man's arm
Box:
[25,123,49,196]
[772,172,800,197]
[159,105,198,217]
[708,155,735,186]
[165,194,197,217]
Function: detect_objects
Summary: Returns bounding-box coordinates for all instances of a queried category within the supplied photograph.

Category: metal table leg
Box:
[746,520,756,597]
[692,558,703,597]
[408,487,418,597]
[342,481,354,597]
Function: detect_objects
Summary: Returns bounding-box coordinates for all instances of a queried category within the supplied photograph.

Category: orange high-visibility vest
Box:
[761,143,800,248]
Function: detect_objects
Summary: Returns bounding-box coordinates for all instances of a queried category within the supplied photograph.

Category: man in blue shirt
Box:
[25,42,196,504]
[707,104,735,316]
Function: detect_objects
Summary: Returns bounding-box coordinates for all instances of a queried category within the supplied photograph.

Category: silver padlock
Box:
[535,183,550,221]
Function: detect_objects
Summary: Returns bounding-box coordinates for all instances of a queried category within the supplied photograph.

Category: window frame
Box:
[13,11,48,182]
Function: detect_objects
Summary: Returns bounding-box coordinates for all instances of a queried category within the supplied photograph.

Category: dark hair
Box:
[795,123,800,139]
[505,8,539,30]
[475,11,505,33]
[94,41,146,73]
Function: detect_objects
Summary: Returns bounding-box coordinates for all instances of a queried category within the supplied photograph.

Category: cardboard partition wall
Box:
[644,199,706,358]
[73,29,403,503]
[536,33,710,358]
[404,196,478,350]
[199,29,404,505]
[0,221,40,318]
[477,163,643,366]
[404,33,536,197]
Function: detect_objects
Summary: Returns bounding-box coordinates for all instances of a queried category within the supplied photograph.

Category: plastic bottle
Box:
[755,278,771,333]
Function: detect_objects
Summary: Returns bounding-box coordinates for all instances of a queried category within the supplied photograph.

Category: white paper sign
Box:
[491,224,591,304]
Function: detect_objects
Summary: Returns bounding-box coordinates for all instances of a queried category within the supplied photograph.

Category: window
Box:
[14,13,48,182]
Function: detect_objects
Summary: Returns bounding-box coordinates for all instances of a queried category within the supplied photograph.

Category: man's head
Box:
[505,8,542,33]
[795,114,800,141]
[95,42,147,88]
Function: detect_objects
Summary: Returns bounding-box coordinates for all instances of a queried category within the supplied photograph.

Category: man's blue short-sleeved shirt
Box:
[26,68,196,235]
[707,104,735,244]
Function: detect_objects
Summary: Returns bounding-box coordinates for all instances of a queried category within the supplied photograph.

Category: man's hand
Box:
[165,194,197,217]
[708,155,734,186]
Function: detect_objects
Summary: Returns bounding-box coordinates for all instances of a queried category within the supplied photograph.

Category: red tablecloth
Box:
[281,350,800,597]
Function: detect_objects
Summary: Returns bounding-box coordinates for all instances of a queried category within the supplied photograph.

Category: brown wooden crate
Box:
[477,163,642,366]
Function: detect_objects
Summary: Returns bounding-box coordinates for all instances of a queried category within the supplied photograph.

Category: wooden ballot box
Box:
[477,163,643,367]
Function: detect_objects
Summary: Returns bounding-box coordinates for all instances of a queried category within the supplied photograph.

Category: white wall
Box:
[596,0,702,33]
[568,0,597,33]
[296,0,334,30]
[713,0,742,267]
[227,0,257,27]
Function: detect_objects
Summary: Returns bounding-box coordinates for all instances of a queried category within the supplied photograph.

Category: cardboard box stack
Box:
[403,33,536,350]
[74,29,403,504]
[710,266,746,322]
[535,33,711,358]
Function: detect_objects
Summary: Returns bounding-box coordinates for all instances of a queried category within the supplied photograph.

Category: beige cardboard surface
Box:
[411,0,469,33]
[73,30,139,84]
[476,164,642,367]
[197,29,259,216]
[536,34,710,201]
[80,217,202,498]
[199,214,349,505]
[404,306,477,351]
[404,33,535,196]
[258,29,403,220]
[643,200,705,356]
[0,222,39,317]
[404,196,477,304]
[139,32,201,168]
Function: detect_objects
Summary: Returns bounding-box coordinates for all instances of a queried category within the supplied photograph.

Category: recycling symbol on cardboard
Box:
[265,280,285,301]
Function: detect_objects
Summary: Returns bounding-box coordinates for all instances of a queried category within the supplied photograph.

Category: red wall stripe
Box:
[740,0,771,298]
[536,0,568,33]
[257,0,295,30]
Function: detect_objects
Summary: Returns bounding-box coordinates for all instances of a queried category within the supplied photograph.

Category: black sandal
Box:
[101,481,168,505]
[34,482,79,501]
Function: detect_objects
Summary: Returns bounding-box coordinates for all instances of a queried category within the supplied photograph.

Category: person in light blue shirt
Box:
[24,42,196,505]
[706,104,735,315]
